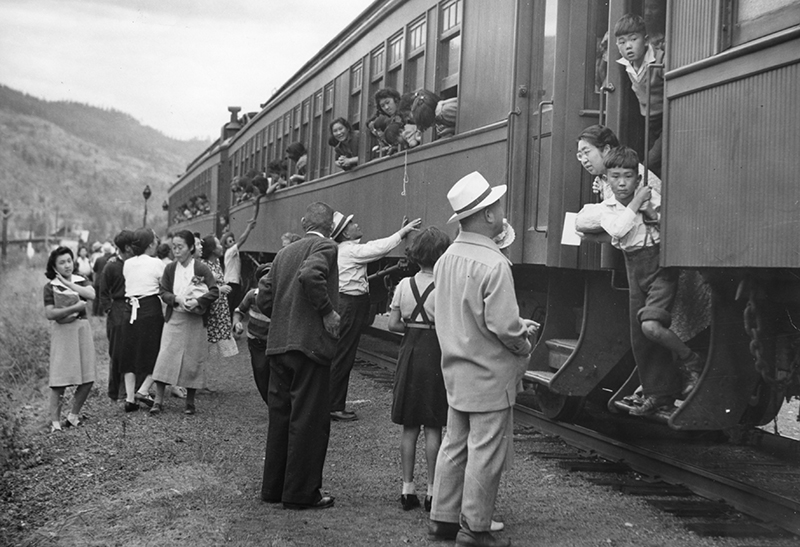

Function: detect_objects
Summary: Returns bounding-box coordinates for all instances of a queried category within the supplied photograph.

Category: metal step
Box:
[544,338,578,370]
[523,370,555,387]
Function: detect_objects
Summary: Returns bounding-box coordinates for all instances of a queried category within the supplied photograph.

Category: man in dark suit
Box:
[256,202,341,510]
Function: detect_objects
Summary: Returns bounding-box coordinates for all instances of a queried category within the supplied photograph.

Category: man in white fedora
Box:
[428,172,538,547]
[328,210,421,421]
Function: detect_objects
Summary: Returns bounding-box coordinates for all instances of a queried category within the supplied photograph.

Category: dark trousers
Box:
[262,351,331,505]
[624,244,681,398]
[228,283,243,319]
[106,300,126,400]
[248,337,269,405]
[329,293,371,412]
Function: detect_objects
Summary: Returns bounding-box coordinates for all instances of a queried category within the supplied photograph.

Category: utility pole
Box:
[1,200,10,264]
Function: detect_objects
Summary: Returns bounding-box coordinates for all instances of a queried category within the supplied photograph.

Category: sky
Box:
[0,0,376,141]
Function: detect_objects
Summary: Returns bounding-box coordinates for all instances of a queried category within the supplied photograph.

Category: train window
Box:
[369,46,386,159]
[321,83,334,176]
[284,112,291,136]
[540,0,557,104]
[350,62,363,128]
[302,100,311,145]
[727,0,800,46]
[438,0,462,97]
[311,90,324,178]
[387,32,404,91]
[406,17,427,93]
[371,45,385,81]
[294,106,301,142]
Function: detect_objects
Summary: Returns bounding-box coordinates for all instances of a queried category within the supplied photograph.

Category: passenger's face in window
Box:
[379,98,398,116]
[332,122,349,142]
[606,167,639,203]
[616,32,647,64]
[576,139,609,176]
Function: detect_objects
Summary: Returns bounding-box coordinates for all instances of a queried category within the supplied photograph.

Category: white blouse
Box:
[173,259,195,298]
[123,255,165,297]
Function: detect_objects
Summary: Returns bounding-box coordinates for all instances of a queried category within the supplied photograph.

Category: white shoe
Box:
[490,520,504,532]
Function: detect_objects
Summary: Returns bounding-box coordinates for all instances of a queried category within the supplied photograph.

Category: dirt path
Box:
[4,324,798,546]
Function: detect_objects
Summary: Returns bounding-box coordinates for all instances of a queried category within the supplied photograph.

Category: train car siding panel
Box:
[231,124,508,256]
[669,0,721,70]
[663,61,800,268]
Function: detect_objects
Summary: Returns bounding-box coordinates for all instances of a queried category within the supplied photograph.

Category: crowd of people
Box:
[43,14,689,546]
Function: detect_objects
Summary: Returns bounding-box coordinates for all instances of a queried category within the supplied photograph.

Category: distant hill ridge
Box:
[0,84,212,240]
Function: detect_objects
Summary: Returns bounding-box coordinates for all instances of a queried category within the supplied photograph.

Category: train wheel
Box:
[532,385,584,422]
[738,380,784,427]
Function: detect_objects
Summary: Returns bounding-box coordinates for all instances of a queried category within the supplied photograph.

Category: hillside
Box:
[0,85,212,241]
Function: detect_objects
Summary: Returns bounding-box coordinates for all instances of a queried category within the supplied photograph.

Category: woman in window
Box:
[329,117,359,171]
[285,142,307,185]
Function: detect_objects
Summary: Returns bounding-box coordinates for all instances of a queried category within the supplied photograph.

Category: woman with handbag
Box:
[150,230,219,415]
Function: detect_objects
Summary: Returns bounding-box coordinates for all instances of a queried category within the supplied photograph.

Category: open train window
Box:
[724,0,800,47]
[311,90,323,178]
[369,45,386,159]
[321,83,334,176]
[302,99,311,146]
[406,16,427,93]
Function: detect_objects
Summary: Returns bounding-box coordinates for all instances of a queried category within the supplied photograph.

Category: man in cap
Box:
[329,210,421,421]
[428,172,538,547]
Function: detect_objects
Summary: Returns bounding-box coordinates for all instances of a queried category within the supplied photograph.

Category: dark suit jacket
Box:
[256,232,339,365]
[160,259,219,326]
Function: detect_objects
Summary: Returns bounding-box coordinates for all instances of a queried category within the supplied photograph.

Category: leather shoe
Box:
[330,410,358,421]
[149,403,163,415]
[400,494,420,510]
[428,520,460,541]
[184,403,196,415]
[424,496,432,512]
[455,528,511,547]
[134,392,155,408]
[629,394,674,417]
[124,402,139,413]
[283,496,335,510]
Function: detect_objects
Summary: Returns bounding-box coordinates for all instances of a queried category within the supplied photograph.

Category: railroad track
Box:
[356,330,800,538]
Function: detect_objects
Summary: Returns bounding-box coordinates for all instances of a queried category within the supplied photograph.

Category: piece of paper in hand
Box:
[561,212,582,246]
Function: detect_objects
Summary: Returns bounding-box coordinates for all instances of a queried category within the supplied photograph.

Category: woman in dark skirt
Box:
[120,228,165,412]
[387,227,451,512]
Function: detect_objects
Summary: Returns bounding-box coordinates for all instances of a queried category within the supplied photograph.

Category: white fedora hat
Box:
[446,172,507,223]
[330,211,354,239]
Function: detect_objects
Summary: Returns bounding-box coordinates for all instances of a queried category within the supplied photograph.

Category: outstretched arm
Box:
[238,219,257,247]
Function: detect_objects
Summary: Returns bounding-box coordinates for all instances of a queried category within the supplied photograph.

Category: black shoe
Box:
[428,520,460,541]
[149,403,163,415]
[401,494,420,510]
[424,496,432,512]
[330,411,358,421]
[283,496,335,510]
[184,403,196,415]
[124,402,139,413]
[135,392,155,408]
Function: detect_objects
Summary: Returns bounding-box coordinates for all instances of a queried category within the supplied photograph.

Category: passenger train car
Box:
[168,0,800,432]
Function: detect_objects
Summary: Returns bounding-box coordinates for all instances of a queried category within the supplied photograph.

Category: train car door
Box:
[520,1,611,268]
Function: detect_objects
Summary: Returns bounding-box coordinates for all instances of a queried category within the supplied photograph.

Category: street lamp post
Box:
[142,185,152,227]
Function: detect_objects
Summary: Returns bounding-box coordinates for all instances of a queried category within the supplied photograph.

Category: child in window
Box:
[614,13,664,176]
[387,227,450,512]
[599,147,702,416]
[285,142,307,185]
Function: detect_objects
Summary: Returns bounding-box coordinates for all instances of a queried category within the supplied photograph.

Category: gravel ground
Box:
[2,318,798,546]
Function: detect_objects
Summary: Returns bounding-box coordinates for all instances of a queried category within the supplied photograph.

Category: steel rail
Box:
[514,405,800,536]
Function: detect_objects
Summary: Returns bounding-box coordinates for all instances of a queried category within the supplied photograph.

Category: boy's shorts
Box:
[624,244,678,328]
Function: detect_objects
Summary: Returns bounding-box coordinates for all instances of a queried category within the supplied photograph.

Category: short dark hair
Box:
[114,229,136,254]
[156,242,171,260]
[173,230,196,254]
[130,228,155,256]
[603,146,639,170]
[374,88,401,113]
[45,246,74,280]
[614,13,646,37]
[301,202,334,236]
[407,226,451,268]
[255,263,271,280]
[285,142,306,161]
[201,235,217,260]
[577,125,620,149]
[329,117,351,135]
